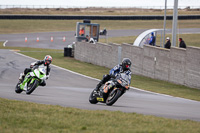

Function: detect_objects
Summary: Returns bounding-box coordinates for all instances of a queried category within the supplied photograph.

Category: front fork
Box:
[20,73,31,90]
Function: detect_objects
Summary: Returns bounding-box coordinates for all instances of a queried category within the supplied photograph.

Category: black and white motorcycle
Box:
[89,73,130,106]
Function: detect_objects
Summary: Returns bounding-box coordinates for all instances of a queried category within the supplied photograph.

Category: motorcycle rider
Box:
[95,58,132,92]
[19,55,52,86]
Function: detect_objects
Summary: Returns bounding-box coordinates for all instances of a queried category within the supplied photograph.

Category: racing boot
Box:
[19,73,25,82]
[94,82,103,92]
[94,74,111,91]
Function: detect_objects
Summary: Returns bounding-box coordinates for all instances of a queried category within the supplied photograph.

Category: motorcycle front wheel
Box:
[89,89,98,104]
[15,81,23,93]
[106,89,122,106]
[26,79,39,95]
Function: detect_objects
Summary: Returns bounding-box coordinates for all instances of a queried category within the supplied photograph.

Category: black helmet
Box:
[122,58,131,71]
[44,55,52,65]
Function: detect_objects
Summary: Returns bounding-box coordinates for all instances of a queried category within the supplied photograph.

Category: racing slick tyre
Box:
[26,79,39,95]
[89,89,98,104]
[106,89,122,106]
[15,81,23,93]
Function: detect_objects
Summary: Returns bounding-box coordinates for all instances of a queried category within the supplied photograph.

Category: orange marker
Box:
[36,37,39,42]
[25,37,27,42]
[63,36,66,42]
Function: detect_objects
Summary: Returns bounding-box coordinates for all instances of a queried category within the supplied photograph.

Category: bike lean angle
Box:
[89,73,130,106]
[15,65,47,95]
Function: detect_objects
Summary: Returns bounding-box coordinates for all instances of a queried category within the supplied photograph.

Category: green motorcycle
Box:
[15,66,47,95]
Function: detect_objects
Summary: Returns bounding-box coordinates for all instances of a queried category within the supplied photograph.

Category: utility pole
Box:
[163,0,167,47]
[172,0,178,47]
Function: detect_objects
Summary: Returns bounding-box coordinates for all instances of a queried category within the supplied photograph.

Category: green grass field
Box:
[1,97,200,133]
[0,19,200,34]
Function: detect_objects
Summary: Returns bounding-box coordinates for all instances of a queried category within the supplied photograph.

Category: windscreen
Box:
[120,73,130,85]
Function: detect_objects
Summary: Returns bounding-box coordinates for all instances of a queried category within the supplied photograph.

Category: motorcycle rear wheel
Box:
[26,79,39,95]
[106,89,122,106]
[89,89,98,104]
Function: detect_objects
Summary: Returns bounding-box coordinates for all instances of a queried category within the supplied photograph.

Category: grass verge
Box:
[0,19,200,34]
[0,97,200,133]
[1,43,200,101]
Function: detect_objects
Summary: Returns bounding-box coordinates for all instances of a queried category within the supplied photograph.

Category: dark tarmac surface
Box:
[0,28,200,49]
[0,49,200,121]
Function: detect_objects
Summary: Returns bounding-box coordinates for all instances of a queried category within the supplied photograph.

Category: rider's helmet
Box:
[122,58,132,71]
[44,55,52,65]
[166,37,170,40]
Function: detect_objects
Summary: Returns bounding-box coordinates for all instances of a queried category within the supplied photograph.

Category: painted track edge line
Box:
[14,52,199,102]
[3,40,8,47]
[14,52,100,82]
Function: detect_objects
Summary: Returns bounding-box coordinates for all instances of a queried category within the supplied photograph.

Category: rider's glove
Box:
[125,85,130,90]
[110,73,116,78]
[30,62,36,68]
[115,73,119,77]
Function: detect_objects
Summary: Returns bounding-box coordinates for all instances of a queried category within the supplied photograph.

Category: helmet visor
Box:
[126,64,130,68]
[45,60,51,65]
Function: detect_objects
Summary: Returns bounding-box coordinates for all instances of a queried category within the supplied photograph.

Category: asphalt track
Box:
[1,28,200,49]
[0,49,200,121]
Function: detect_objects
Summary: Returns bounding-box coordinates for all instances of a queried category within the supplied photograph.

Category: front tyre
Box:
[26,79,39,95]
[89,89,98,104]
[106,89,122,106]
[15,81,23,93]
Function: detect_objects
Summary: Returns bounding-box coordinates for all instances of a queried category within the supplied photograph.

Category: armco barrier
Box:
[75,42,200,89]
[0,15,200,20]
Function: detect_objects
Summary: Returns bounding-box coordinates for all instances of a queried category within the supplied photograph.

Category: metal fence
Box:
[0,5,200,9]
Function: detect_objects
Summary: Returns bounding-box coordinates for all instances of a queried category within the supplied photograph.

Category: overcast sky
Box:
[1,0,200,8]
